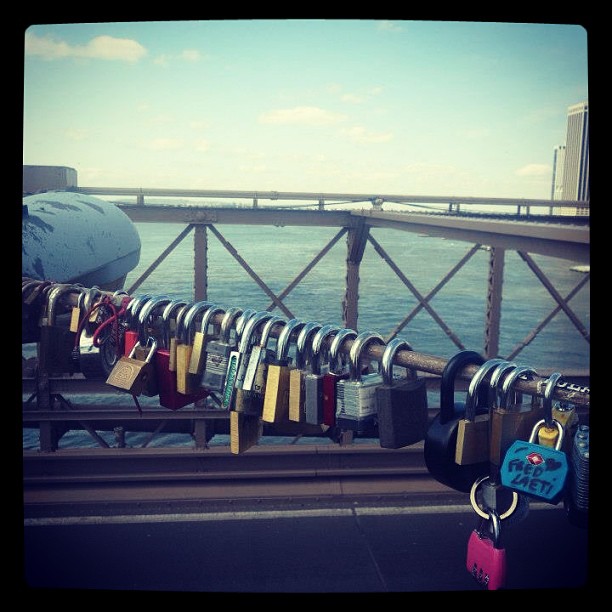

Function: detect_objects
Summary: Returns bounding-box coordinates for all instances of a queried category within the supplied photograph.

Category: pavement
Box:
[21,501,590,595]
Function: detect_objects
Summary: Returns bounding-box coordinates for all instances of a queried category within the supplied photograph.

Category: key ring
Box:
[470,475,519,520]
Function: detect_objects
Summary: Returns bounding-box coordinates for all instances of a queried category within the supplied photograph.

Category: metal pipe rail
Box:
[73,185,589,211]
[25,282,590,407]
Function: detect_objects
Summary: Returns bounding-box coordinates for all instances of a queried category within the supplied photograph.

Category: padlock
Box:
[466,510,507,590]
[201,306,244,392]
[336,331,386,435]
[38,283,85,374]
[375,338,429,449]
[122,294,152,356]
[565,424,589,528]
[262,318,306,424]
[22,279,53,343]
[454,358,507,465]
[155,299,210,410]
[106,336,158,398]
[500,419,568,504]
[552,401,579,453]
[303,324,340,426]
[241,315,285,393]
[188,305,225,376]
[160,298,188,372]
[489,365,545,469]
[289,322,322,422]
[176,301,214,395]
[320,327,354,429]
[77,292,127,379]
[237,314,284,416]
[220,311,273,411]
[536,372,564,448]
[131,295,172,397]
[423,350,488,493]
[230,410,263,455]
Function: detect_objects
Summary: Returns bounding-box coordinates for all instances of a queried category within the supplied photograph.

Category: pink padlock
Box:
[466,510,507,590]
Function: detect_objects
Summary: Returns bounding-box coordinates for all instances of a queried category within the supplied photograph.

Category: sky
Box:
[22,19,589,200]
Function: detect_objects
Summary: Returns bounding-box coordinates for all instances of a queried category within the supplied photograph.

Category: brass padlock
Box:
[237,314,284,415]
[230,410,263,455]
[106,336,158,397]
[455,359,508,465]
[489,364,544,468]
[176,301,214,394]
[188,305,225,376]
[262,318,305,424]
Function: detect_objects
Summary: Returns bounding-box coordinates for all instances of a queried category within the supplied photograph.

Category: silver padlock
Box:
[336,331,385,434]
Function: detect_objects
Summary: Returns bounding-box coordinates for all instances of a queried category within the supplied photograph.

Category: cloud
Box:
[154,49,204,66]
[342,126,393,144]
[515,163,551,177]
[146,138,184,151]
[25,32,147,62]
[259,106,346,126]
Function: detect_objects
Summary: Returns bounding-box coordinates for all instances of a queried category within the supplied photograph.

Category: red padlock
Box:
[322,328,356,427]
[155,300,210,410]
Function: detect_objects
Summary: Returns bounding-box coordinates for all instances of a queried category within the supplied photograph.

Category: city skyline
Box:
[23,20,589,200]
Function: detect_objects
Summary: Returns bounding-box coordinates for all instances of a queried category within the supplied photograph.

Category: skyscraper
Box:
[562,101,589,202]
[551,144,565,201]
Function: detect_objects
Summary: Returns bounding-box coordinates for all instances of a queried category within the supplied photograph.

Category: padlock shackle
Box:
[528,418,564,449]
[237,311,273,353]
[235,309,257,338]
[128,336,158,362]
[259,315,287,350]
[220,307,244,344]
[543,372,563,426]
[138,295,171,345]
[180,301,214,344]
[125,294,152,330]
[310,324,340,375]
[199,305,225,335]
[296,321,322,370]
[439,350,485,425]
[380,338,414,385]
[499,365,538,411]
[487,361,518,409]
[46,284,85,324]
[82,286,102,314]
[159,299,188,349]
[329,328,357,375]
[276,318,305,361]
[464,358,507,421]
[348,331,385,380]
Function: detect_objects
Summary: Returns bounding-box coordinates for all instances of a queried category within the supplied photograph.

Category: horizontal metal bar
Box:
[73,186,588,209]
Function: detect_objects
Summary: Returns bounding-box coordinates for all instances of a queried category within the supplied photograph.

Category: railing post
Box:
[484,246,504,359]
[193,224,208,301]
[342,219,369,330]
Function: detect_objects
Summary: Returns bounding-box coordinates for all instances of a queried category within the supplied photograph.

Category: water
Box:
[23,220,590,450]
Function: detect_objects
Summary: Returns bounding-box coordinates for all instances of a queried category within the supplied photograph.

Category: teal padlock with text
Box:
[499,419,568,503]
[499,372,569,503]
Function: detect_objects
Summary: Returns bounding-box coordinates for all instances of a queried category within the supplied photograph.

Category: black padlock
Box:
[38,283,84,374]
[375,338,428,449]
[423,349,490,493]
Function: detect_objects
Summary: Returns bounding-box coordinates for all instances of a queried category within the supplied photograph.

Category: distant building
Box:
[550,102,589,215]
[556,102,589,216]
[551,144,565,201]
